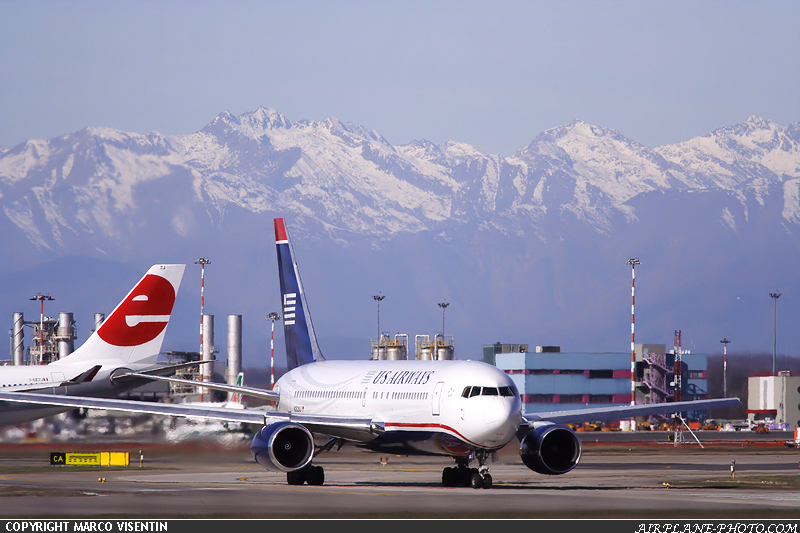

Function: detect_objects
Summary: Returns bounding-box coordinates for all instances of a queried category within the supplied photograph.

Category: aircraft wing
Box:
[521,397,742,427]
[0,392,380,442]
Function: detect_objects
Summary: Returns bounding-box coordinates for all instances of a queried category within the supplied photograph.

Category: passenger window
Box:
[482,387,499,396]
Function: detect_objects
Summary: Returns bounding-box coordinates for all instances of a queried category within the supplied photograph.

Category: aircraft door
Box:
[431,381,444,416]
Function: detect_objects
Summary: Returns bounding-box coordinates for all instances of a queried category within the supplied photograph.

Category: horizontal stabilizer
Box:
[120,372,281,403]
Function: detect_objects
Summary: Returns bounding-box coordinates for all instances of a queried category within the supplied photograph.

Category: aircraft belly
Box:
[364,429,475,457]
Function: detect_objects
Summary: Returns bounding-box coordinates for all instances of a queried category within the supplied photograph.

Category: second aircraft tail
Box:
[274,218,325,370]
[49,264,185,369]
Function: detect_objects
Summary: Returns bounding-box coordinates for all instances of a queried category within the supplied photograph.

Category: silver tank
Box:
[57,312,76,359]
[226,314,242,386]
[385,344,407,360]
[93,313,105,333]
[415,335,433,360]
[12,312,24,365]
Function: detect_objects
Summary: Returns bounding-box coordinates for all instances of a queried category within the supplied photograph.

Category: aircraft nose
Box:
[484,398,520,442]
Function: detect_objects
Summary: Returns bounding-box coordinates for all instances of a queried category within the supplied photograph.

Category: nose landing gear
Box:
[442,450,493,489]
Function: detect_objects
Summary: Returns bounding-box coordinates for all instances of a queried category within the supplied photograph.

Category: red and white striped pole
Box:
[195,258,211,401]
[266,312,281,389]
[626,258,641,430]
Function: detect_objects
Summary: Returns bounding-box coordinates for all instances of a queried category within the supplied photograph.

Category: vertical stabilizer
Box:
[50,264,185,368]
[230,372,244,404]
[274,218,325,370]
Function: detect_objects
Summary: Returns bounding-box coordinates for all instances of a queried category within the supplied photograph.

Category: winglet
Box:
[274,218,324,370]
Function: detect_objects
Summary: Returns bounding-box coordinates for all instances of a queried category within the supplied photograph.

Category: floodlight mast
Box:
[625,258,641,430]
[373,293,385,347]
[195,258,211,401]
[769,292,780,375]
[438,300,450,336]
[195,258,212,353]
[720,338,731,398]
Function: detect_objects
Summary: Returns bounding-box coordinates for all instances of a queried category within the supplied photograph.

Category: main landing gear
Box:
[441,452,493,489]
[286,464,325,486]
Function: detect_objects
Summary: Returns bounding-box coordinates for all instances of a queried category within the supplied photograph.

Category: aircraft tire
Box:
[286,469,305,485]
[469,471,483,489]
[307,465,325,486]
[442,467,454,487]
[482,473,492,489]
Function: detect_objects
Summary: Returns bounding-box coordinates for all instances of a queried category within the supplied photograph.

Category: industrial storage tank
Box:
[435,334,455,360]
[415,335,434,360]
[385,334,408,360]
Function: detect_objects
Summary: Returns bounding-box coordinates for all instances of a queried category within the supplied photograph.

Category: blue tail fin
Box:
[274,218,325,370]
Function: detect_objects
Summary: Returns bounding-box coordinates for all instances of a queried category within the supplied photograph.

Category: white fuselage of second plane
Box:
[274,359,521,456]
[0,362,148,426]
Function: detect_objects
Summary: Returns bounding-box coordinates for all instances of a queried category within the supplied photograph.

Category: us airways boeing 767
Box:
[0,221,741,489]
[0,264,186,426]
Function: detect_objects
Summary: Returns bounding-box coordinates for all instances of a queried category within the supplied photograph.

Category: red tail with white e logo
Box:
[50,264,185,368]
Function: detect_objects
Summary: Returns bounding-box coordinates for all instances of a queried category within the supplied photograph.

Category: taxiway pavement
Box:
[1,435,799,519]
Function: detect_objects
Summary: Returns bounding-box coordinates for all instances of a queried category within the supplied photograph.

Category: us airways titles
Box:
[368,370,434,386]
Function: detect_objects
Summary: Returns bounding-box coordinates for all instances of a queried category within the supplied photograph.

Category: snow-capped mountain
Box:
[1,108,799,367]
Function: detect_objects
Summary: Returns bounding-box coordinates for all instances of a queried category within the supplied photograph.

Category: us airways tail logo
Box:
[283,293,297,325]
[98,274,176,347]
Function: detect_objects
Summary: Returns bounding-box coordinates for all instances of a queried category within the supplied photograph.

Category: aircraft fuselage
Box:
[275,359,521,456]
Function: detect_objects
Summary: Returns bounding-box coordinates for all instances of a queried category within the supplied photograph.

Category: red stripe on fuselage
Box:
[384,422,499,450]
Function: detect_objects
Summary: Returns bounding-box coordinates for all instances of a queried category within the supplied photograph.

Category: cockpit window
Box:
[499,386,516,397]
[462,385,517,398]
[462,386,481,398]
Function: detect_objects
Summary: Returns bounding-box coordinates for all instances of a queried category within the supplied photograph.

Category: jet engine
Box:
[250,421,314,472]
[519,422,582,475]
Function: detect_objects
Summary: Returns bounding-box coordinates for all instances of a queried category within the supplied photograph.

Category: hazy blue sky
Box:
[2,1,799,155]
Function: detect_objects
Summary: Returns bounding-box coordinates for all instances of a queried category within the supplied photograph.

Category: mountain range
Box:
[2,107,799,371]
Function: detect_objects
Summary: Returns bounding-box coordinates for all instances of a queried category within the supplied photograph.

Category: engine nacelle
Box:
[250,422,314,472]
[519,422,582,475]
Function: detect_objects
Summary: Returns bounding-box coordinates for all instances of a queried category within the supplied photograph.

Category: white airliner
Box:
[0,264,186,426]
[0,222,741,489]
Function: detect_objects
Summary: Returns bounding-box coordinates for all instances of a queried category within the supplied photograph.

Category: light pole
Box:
[266,312,281,389]
[720,338,730,398]
[625,258,641,431]
[769,292,780,375]
[29,294,54,365]
[625,258,641,404]
[373,293,385,347]
[195,258,211,356]
[438,300,450,336]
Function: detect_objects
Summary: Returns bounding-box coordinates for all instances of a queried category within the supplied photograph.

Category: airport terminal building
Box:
[484,343,709,419]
